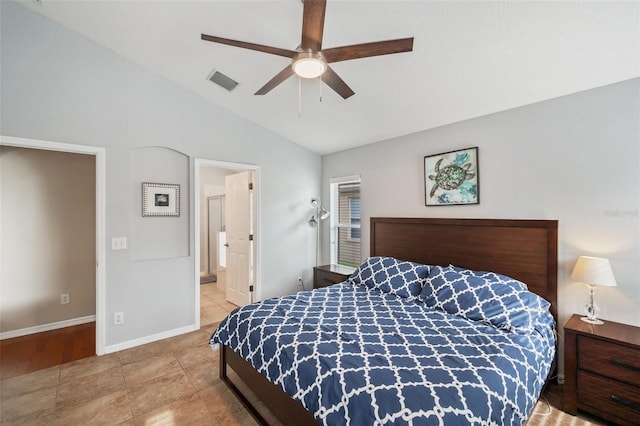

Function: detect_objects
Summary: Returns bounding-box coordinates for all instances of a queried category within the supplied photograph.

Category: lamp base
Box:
[581,316,604,325]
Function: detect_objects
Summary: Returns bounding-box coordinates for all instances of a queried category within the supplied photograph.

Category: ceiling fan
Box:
[201,0,414,99]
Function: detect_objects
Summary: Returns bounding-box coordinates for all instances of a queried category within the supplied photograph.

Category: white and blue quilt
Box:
[210,257,556,425]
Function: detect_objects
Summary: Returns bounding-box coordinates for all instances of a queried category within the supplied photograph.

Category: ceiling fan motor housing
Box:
[292,51,327,78]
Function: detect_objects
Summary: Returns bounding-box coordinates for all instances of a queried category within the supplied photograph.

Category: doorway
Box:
[195,159,259,329]
[0,135,106,356]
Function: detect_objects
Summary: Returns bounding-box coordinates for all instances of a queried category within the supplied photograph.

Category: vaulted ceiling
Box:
[18,1,640,154]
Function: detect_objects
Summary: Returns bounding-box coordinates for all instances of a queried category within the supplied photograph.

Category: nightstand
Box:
[564,314,640,425]
[313,264,354,289]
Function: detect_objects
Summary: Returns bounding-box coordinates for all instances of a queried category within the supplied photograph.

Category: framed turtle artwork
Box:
[424,147,479,206]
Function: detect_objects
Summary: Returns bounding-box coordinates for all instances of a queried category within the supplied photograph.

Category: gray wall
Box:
[322,78,640,374]
[0,147,96,333]
[1,1,320,348]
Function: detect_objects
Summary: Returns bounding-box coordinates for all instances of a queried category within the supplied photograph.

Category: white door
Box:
[225,171,254,306]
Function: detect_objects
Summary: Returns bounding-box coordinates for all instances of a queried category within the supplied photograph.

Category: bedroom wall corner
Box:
[0,146,96,333]
[321,78,640,376]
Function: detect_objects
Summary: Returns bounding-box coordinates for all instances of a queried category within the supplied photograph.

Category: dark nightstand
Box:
[564,314,640,425]
[313,264,354,289]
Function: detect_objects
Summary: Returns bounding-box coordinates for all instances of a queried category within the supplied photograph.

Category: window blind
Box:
[330,177,361,268]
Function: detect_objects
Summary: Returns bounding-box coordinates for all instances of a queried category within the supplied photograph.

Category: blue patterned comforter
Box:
[210,279,555,425]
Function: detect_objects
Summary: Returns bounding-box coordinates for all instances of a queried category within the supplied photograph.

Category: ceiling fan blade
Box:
[322,66,355,99]
[301,0,326,51]
[255,65,295,95]
[201,34,296,58]
[323,37,414,63]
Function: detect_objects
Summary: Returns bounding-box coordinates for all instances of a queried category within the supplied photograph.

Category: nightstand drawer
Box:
[313,265,353,289]
[578,371,640,423]
[316,272,344,287]
[564,314,640,424]
[578,336,640,386]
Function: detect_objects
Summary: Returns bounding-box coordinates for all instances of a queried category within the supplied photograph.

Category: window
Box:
[330,176,361,268]
[348,197,361,240]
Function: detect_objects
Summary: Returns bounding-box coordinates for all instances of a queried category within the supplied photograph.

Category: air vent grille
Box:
[207,70,238,92]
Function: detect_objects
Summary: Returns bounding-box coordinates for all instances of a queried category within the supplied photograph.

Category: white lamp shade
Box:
[570,256,617,287]
[319,208,330,220]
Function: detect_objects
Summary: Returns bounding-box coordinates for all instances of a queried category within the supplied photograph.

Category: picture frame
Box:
[142,182,180,217]
[424,147,479,206]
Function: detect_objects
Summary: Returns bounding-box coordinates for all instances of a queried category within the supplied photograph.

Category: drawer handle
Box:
[610,394,640,412]
[611,359,640,372]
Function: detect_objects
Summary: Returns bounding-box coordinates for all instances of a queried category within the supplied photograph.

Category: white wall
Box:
[322,78,640,374]
[1,1,319,349]
[0,146,96,332]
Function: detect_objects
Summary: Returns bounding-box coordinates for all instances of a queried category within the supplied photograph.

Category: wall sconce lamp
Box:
[570,256,617,325]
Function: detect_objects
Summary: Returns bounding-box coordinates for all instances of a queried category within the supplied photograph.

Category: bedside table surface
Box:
[315,264,356,276]
[565,314,640,347]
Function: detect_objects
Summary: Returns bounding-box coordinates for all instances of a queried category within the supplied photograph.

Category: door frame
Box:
[194,158,260,329]
[0,135,106,355]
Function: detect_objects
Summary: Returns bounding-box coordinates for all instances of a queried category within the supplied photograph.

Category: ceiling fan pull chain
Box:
[298,75,302,117]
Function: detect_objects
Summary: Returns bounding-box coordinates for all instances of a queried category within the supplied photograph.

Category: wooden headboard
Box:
[370,218,558,318]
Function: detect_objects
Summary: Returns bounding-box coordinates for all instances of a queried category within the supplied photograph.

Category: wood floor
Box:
[0,283,233,381]
[0,322,95,380]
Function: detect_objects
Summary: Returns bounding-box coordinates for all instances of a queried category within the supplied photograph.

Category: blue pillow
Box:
[418,265,550,334]
[348,257,430,299]
[448,265,529,292]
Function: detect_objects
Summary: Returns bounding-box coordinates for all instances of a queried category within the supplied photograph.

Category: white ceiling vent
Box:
[207,70,238,92]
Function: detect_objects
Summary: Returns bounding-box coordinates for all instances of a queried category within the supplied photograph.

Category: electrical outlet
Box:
[114,312,124,325]
[61,294,70,304]
[297,277,303,286]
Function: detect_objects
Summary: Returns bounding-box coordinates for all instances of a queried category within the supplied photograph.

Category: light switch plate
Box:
[111,237,127,250]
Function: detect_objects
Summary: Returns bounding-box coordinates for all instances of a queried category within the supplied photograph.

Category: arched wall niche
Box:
[131,146,189,261]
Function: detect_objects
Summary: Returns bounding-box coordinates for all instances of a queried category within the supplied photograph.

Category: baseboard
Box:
[0,315,96,340]
[103,323,198,354]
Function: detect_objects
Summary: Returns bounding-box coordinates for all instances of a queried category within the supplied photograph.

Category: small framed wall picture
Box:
[424,147,479,206]
[142,182,180,217]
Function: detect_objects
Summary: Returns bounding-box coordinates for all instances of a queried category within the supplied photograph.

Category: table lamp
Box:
[570,256,617,325]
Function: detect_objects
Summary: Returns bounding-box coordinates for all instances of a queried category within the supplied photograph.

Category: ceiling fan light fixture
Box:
[292,52,327,79]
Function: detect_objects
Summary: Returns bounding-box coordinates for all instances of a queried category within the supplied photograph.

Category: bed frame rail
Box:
[220,345,317,425]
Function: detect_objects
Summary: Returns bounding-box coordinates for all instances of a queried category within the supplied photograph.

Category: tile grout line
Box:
[52,365,62,423]
[116,351,136,424]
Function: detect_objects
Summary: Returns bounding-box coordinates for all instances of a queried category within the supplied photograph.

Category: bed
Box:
[210,217,558,425]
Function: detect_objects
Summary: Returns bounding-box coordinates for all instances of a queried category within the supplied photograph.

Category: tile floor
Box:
[0,283,249,426]
[0,283,603,425]
[200,282,237,327]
